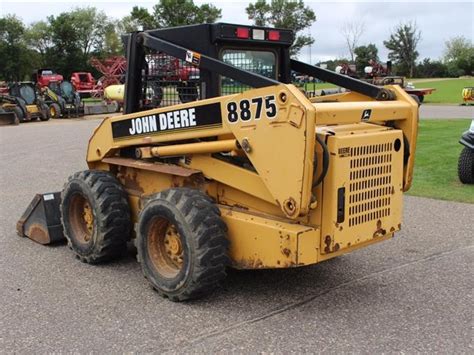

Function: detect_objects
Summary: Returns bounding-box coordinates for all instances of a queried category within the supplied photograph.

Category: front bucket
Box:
[0,112,19,125]
[17,192,65,244]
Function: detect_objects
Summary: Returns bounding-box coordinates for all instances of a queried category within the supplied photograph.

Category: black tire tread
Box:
[61,170,131,263]
[137,187,229,301]
[458,147,474,184]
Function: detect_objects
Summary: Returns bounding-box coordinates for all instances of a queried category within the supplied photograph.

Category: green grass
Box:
[414,78,474,104]
[407,119,474,203]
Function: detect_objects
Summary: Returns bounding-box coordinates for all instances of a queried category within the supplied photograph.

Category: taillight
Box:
[236,27,250,39]
[268,30,280,41]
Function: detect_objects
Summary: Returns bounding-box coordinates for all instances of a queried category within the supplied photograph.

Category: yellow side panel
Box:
[319,127,404,254]
[27,105,39,113]
[219,206,318,269]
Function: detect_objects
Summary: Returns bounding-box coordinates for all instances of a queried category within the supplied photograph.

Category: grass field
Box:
[407,119,474,203]
[414,78,474,104]
[297,77,474,104]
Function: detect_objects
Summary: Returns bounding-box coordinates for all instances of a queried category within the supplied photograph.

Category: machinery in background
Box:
[331,60,436,103]
[5,82,49,122]
[461,87,474,105]
[32,68,64,88]
[0,107,19,125]
[75,57,127,114]
[70,72,100,99]
[43,81,83,118]
[335,63,358,78]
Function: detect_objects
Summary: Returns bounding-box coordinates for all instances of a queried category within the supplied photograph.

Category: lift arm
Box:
[290,59,395,101]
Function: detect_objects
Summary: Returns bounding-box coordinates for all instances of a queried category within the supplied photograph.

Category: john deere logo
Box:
[362,109,372,121]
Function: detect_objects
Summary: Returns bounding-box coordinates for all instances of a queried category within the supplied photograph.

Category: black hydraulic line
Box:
[139,32,280,89]
[290,59,395,101]
[313,135,330,188]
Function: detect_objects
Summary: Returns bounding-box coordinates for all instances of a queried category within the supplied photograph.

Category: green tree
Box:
[47,12,84,77]
[119,1,221,34]
[69,7,109,60]
[120,6,156,32]
[383,22,421,77]
[443,36,474,76]
[416,58,448,78]
[0,15,31,80]
[354,43,379,76]
[152,0,221,28]
[25,21,52,67]
[102,22,124,57]
[246,0,316,56]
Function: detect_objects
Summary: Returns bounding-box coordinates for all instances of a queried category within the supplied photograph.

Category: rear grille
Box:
[348,142,394,227]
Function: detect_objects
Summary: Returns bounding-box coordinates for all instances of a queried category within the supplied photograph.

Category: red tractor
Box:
[364,60,391,78]
[32,69,64,88]
[147,53,200,105]
[70,72,100,98]
[335,63,358,78]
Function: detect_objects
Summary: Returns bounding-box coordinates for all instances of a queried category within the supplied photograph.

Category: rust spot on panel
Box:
[324,235,332,253]
[234,258,265,269]
[334,243,340,251]
[282,248,291,257]
[373,219,387,238]
[118,166,144,193]
[27,223,50,244]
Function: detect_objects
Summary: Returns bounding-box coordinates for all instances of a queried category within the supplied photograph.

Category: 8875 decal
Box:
[226,95,277,123]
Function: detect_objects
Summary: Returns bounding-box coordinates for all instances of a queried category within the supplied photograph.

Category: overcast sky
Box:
[1,0,472,63]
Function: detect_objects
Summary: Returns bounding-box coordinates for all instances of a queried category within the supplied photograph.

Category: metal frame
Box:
[124,23,394,114]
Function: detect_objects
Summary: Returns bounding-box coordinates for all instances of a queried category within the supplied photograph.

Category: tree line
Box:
[336,21,473,78]
[0,0,472,81]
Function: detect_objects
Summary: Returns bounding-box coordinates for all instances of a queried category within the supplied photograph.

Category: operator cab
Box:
[125,23,294,112]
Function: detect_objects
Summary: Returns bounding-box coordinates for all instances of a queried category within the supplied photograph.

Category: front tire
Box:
[136,188,229,301]
[458,147,474,184]
[49,103,61,119]
[60,170,132,263]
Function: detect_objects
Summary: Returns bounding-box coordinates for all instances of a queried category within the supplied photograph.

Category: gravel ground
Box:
[0,118,472,353]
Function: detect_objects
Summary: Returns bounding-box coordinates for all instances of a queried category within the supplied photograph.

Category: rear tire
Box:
[458,147,474,184]
[136,188,229,301]
[60,170,132,263]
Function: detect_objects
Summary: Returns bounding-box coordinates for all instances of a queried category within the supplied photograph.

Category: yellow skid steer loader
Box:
[18,23,418,301]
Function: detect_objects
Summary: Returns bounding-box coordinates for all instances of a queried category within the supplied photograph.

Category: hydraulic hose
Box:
[312,135,330,188]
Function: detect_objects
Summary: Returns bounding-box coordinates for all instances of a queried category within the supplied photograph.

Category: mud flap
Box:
[17,192,65,244]
[0,112,19,126]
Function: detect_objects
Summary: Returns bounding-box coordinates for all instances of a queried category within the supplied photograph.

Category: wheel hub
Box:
[164,224,183,266]
[148,218,184,278]
[82,202,94,240]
